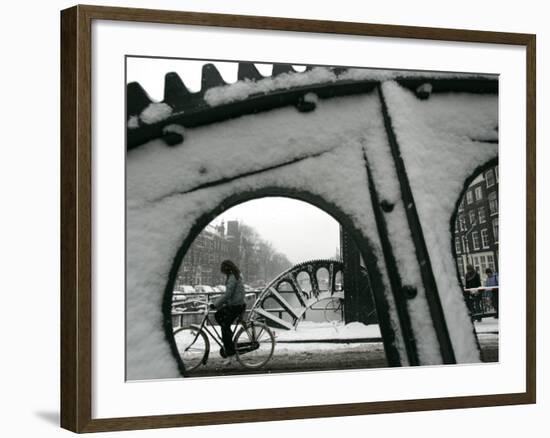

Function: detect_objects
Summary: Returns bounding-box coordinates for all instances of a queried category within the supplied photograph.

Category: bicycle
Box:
[322,295,345,323]
[173,299,276,372]
[318,292,376,324]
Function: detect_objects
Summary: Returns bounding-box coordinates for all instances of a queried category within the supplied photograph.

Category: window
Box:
[459,215,466,231]
[488,192,498,215]
[472,257,481,276]
[458,200,464,212]
[469,210,476,226]
[474,186,483,201]
[472,231,480,250]
[492,218,499,242]
[478,207,486,224]
[455,237,461,254]
[485,169,495,188]
[487,254,495,271]
[462,236,469,253]
[455,219,459,233]
[480,255,487,273]
[494,166,499,182]
[466,190,473,204]
[481,229,489,248]
[457,261,464,281]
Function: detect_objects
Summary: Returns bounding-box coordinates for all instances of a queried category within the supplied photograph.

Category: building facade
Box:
[176,222,229,288]
[454,164,499,286]
[175,219,292,289]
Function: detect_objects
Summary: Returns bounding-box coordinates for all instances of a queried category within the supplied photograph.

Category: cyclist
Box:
[211,260,246,365]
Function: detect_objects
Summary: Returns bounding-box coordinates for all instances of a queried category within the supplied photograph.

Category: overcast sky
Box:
[211,197,340,265]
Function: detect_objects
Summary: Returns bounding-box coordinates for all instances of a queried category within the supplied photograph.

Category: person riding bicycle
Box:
[210,260,246,365]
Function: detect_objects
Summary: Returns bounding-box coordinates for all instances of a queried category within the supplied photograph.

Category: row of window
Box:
[456,199,497,232]
[459,168,498,210]
[486,167,498,187]
[464,185,499,208]
[194,239,229,253]
[465,186,482,204]
[454,219,498,254]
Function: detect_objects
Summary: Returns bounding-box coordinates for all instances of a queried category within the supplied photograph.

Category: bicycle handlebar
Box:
[177,299,217,314]
[185,299,210,306]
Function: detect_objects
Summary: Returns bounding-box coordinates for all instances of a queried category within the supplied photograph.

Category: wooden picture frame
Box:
[60,4,536,433]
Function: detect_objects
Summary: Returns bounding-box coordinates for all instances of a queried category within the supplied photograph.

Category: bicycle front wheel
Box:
[173,326,208,372]
[234,321,275,369]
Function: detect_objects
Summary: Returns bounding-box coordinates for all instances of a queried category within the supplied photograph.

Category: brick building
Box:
[454,164,499,285]
[175,219,292,289]
[176,222,229,287]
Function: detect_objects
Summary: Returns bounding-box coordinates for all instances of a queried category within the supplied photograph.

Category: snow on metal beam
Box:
[252,308,294,330]
[266,287,301,321]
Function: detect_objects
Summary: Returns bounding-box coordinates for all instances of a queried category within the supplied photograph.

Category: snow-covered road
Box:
[181,319,498,377]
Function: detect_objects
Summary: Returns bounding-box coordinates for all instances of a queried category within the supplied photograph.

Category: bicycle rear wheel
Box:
[234,321,275,369]
[323,297,344,323]
[173,326,208,372]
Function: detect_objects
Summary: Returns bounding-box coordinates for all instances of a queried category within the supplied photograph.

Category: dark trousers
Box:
[215,304,245,356]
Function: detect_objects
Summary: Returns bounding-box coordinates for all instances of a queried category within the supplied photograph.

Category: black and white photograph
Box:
[3,0,544,435]
[125,58,500,380]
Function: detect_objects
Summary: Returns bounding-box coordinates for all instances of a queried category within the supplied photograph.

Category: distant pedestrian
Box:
[485,268,499,318]
[464,264,482,320]
[210,260,246,365]
[465,264,481,288]
[485,268,499,287]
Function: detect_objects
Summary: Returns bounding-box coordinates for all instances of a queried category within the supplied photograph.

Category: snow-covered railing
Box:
[171,291,261,328]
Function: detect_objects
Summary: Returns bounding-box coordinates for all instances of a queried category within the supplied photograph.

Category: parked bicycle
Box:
[173,299,276,372]
[316,293,376,324]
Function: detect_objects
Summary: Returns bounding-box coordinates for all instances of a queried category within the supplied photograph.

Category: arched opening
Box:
[164,188,399,376]
[450,159,499,362]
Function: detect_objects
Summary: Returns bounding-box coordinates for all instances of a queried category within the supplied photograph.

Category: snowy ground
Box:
[473,317,499,334]
[177,319,499,377]
[273,321,382,342]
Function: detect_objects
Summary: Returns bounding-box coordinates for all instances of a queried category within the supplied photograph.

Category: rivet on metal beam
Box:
[295,93,317,113]
[415,83,433,100]
[402,285,418,299]
[161,124,185,147]
[380,200,395,212]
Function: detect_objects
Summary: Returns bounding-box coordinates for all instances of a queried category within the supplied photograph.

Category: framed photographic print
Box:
[60,4,536,433]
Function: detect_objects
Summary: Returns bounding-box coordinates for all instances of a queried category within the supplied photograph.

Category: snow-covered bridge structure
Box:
[125,62,498,379]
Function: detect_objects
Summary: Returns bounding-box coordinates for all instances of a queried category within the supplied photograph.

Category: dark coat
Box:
[465,270,481,289]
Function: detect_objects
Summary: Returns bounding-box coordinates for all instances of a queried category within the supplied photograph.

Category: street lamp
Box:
[462,217,478,267]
